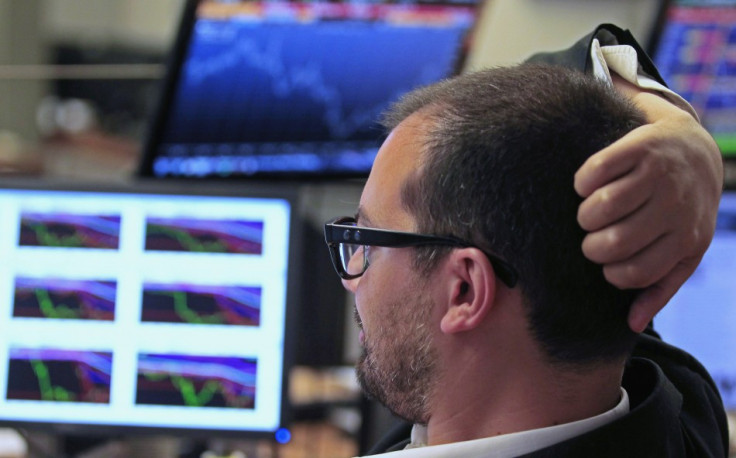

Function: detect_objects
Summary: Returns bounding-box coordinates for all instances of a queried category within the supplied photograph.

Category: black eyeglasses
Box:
[323,216,517,287]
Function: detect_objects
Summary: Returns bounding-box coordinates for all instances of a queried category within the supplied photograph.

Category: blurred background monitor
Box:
[655,190,736,411]
[0,179,300,439]
[137,0,482,180]
[652,0,736,161]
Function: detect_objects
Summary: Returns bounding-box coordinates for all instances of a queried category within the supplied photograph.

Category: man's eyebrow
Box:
[355,207,374,227]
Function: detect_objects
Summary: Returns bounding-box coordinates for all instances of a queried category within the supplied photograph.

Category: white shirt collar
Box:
[363,388,629,458]
[589,38,699,121]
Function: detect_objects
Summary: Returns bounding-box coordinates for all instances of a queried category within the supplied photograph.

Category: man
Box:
[324,64,727,456]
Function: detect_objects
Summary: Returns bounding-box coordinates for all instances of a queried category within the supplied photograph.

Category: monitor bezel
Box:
[137,0,199,180]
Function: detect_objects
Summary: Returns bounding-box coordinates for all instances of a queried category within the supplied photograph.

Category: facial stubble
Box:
[355,288,438,424]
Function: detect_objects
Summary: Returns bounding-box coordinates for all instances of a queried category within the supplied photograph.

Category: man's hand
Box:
[575,84,723,333]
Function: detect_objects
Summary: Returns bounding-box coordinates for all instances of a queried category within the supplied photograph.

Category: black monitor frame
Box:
[138,0,199,180]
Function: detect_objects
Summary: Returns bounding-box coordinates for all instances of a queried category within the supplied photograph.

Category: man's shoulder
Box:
[524,334,728,457]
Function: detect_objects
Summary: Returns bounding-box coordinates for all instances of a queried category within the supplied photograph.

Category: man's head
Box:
[328,63,646,423]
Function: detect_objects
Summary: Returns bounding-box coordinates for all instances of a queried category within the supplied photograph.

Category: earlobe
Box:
[439,248,497,334]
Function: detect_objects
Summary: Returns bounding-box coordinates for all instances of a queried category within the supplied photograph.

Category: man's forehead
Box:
[358,113,428,230]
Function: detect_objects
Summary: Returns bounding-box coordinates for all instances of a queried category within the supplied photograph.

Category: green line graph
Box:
[172,375,222,407]
[31,359,75,402]
[34,289,80,319]
[141,285,261,326]
[139,373,247,408]
[6,350,112,404]
[27,222,85,247]
[170,291,224,324]
[19,214,120,249]
[142,290,226,324]
[143,371,220,407]
[146,224,227,252]
[136,355,256,409]
[13,279,116,321]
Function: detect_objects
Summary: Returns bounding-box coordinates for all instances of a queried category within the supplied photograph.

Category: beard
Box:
[355,292,437,424]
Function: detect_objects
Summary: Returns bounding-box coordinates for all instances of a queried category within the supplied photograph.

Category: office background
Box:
[0,0,733,457]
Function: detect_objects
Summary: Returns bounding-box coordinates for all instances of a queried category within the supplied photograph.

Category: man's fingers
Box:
[627,260,702,333]
[574,126,652,198]
[599,233,684,289]
[578,165,654,232]
[582,198,668,266]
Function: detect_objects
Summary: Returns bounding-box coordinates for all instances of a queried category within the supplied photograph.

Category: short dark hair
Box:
[382,64,646,366]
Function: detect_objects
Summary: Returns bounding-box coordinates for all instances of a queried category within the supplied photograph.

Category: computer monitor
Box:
[0,179,300,439]
[137,0,481,180]
[652,0,736,159]
[655,190,736,410]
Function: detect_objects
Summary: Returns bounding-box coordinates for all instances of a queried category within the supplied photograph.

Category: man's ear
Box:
[439,247,497,334]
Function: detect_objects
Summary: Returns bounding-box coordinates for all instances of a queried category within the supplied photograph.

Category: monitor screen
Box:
[138,0,480,179]
[652,0,736,158]
[0,180,299,438]
[655,191,736,410]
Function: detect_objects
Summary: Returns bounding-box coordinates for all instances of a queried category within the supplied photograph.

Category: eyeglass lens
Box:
[339,243,365,277]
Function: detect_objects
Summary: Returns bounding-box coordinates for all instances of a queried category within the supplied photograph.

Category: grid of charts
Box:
[0,188,291,433]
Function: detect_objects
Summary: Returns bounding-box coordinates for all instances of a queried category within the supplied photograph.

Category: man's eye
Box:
[363,246,372,266]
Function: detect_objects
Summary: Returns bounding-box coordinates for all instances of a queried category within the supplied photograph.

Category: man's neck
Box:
[426,329,625,446]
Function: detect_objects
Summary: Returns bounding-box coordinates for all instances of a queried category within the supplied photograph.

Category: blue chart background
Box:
[161,19,466,145]
[655,192,736,410]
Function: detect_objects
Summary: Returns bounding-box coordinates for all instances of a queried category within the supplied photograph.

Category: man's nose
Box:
[342,276,359,293]
[340,247,364,293]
